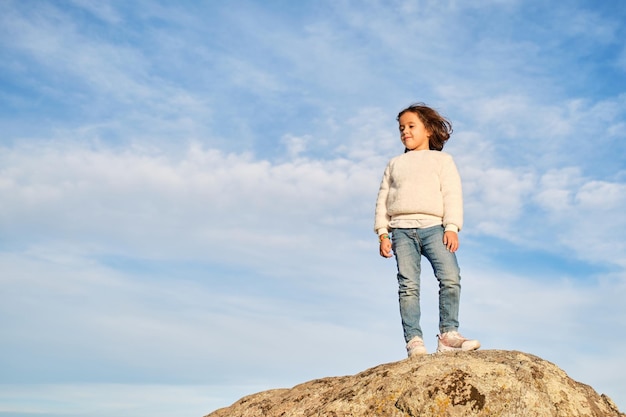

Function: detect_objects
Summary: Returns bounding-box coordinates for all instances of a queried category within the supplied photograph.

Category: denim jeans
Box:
[392,226,461,342]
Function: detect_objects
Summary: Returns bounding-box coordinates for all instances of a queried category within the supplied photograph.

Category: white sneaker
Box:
[406,336,428,357]
[437,331,480,353]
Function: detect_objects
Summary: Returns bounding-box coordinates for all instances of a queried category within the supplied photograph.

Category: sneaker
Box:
[437,331,480,353]
[406,336,428,357]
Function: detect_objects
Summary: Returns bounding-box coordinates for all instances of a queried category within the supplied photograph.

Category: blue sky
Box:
[1,0,625,416]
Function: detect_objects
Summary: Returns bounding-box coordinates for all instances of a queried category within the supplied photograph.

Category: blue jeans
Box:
[392,226,461,342]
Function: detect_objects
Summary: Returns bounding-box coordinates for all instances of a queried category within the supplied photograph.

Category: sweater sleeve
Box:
[440,155,463,233]
[374,163,392,235]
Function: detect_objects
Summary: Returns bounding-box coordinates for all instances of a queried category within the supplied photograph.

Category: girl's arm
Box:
[375,165,393,258]
[441,155,463,252]
[440,155,463,234]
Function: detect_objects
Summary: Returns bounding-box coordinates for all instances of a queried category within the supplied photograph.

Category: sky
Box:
[1,0,625,416]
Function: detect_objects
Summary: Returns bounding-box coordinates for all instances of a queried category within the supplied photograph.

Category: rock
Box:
[205,350,624,417]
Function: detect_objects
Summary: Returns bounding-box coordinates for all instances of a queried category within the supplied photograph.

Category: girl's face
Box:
[398,111,430,151]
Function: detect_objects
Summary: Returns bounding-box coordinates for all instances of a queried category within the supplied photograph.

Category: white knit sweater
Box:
[374,150,463,235]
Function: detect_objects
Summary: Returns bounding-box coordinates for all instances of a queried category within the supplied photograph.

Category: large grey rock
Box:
[206,350,623,417]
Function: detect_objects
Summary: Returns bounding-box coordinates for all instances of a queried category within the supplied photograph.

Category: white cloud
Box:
[281,134,309,159]
[0,383,228,417]
[575,180,625,209]
[459,161,626,268]
[463,166,536,235]
[0,141,387,286]
[534,168,582,212]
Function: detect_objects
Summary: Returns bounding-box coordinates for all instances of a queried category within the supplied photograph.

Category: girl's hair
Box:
[397,103,453,151]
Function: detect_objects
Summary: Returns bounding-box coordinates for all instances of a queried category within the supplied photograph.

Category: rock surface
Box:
[206,350,623,417]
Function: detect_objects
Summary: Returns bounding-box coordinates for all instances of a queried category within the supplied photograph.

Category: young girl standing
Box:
[374,103,480,357]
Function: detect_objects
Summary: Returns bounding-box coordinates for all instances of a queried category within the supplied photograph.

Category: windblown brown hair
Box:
[397,103,453,151]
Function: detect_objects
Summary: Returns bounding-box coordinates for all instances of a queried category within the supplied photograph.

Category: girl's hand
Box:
[443,231,459,252]
[379,237,393,258]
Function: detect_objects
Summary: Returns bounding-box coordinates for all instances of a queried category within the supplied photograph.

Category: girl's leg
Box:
[391,228,423,342]
[419,226,461,334]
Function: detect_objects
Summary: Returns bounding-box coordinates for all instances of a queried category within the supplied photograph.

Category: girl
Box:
[374,103,480,357]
